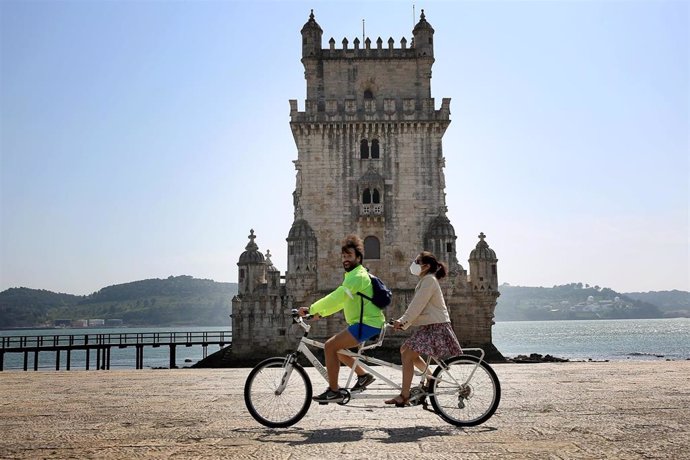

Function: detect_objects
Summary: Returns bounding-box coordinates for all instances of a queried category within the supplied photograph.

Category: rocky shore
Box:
[508,353,572,363]
[1,361,688,459]
[507,352,689,363]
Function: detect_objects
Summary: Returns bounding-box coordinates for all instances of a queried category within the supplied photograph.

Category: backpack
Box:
[357,274,392,309]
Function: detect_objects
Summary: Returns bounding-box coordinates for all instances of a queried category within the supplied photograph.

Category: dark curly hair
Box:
[341,234,364,260]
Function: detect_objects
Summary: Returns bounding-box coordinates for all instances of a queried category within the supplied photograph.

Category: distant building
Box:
[71,320,88,328]
[228,11,502,364]
[87,319,105,327]
[53,319,71,327]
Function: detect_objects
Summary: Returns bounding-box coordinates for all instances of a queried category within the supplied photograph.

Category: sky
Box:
[1,0,688,296]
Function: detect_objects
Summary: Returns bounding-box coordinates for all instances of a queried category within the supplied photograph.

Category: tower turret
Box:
[285,219,317,302]
[424,212,460,274]
[237,229,267,295]
[264,249,281,293]
[412,9,435,58]
[301,9,322,58]
[469,232,498,292]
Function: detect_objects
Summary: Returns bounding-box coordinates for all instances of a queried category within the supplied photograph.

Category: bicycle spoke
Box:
[244,358,312,428]
[430,355,501,426]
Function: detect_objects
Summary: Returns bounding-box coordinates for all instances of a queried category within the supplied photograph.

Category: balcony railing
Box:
[361,204,384,216]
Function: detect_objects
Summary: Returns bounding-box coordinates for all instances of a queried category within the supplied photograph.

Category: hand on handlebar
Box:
[298,307,320,320]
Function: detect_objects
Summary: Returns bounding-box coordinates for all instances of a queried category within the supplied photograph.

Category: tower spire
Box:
[245,229,258,251]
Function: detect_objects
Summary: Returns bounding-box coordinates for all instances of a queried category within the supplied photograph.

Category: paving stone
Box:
[0,361,688,459]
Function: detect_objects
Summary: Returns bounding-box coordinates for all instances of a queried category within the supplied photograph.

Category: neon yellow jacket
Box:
[309,264,386,328]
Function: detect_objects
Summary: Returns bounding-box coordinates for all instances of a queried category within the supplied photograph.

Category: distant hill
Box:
[3,278,687,328]
[495,283,689,321]
[0,276,238,328]
[0,288,84,328]
[623,290,690,315]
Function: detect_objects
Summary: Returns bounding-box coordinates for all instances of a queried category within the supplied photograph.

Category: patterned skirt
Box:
[403,322,462,359]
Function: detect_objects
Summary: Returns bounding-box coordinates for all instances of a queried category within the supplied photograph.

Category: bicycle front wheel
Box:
[244,357,313,428]
[429,355,501,427]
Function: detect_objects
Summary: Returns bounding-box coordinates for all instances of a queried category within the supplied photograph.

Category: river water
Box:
[1,318,688,370]
[493,318,690,361]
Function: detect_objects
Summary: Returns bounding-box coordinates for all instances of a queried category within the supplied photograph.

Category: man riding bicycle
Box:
[298,234,386,403]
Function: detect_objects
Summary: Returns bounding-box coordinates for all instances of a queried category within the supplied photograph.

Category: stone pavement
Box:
[1,361,688,459]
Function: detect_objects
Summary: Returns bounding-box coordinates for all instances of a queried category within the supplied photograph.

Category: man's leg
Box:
[338,352,366,377]
[324,328,360,391]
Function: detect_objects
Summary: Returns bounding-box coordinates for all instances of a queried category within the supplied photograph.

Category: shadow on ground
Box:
[236,424,498,445]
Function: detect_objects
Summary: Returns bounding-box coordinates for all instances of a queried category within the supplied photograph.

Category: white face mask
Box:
[409,261,422,276]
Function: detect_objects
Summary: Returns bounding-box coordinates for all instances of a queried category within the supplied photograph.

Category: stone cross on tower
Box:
[246,229,258,251]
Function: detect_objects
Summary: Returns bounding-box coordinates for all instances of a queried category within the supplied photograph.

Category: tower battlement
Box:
[301,9,435,60]
[314,36,420,59]
[289,97,450,123]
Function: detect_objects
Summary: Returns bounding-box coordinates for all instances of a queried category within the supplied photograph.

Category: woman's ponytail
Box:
[435,262,447,280]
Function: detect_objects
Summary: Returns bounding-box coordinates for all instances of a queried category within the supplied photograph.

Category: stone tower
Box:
[285,10,503,359]
[289,9,457,293]
[223,11,504,366]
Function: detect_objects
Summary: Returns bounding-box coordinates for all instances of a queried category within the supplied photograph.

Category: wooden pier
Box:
[0,331,231,371]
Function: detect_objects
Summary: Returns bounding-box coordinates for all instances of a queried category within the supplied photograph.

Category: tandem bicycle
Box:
[243,309,501,428]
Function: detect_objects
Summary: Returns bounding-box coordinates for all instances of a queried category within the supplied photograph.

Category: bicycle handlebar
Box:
[291,309,313,322]
[291,309,396,329]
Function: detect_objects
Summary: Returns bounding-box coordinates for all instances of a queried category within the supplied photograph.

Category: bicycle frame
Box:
[290,336,406,394]
[245,311,501,428]
[278,312,487,398]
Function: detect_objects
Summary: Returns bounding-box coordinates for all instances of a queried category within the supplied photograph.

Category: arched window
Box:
[362,188,371,204]
[371,139,380,159]
[364,89,373,99]
[364,236,380,259]
[372,189,380,204]
[360,139,369,159]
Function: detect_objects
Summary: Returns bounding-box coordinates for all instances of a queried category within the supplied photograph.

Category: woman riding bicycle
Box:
[387,251,462,407]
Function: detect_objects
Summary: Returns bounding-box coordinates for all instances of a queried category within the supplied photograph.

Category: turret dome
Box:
[426,213,456,239]
[287,219,315,241]
[301,9,323,34]
[413,10,434,34]
[265,249,279,272]
[469,232,497,261]
[238,229,265,265]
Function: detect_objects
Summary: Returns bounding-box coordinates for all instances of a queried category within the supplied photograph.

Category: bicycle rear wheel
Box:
[244,357,312,428]
[429,355,501,427]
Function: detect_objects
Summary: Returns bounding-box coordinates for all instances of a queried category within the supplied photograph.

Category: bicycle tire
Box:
[429,354,501,427]
[244,356,313,428]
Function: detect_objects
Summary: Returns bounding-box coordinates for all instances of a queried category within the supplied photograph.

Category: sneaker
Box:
[312,388,345,404]
[351,373,376,392]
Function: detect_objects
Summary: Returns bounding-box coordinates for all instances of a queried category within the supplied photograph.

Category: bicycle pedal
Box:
[318,402,328,405]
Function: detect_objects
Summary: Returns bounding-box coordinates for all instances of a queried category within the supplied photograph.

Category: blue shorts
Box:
[348,323,381,342]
